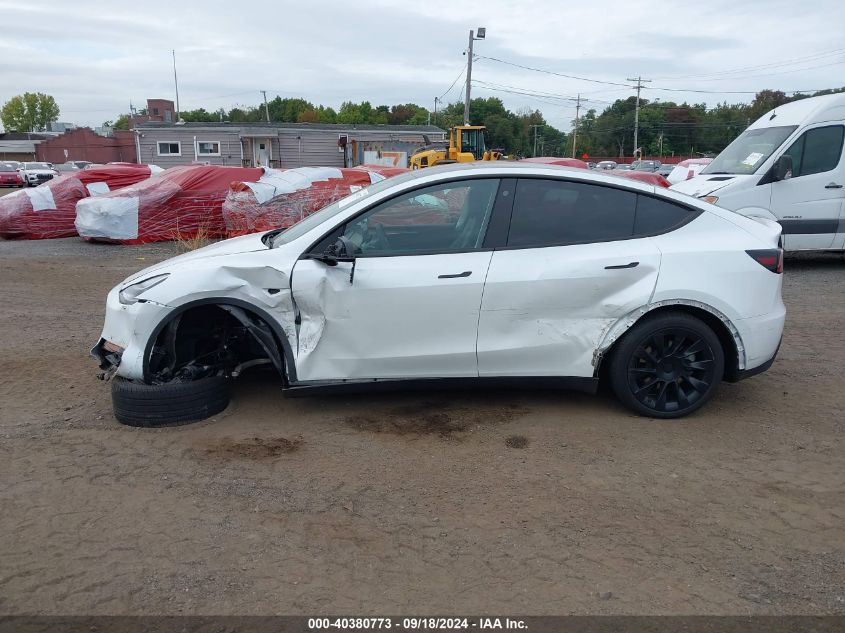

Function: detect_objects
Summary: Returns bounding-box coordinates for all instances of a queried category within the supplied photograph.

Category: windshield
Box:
[25,162,51,170]
[271,170,420,247]
[0,165,15,172]
[702,125,797,175]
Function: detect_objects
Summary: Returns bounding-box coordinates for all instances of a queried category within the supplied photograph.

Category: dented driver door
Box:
[289,178,502,383]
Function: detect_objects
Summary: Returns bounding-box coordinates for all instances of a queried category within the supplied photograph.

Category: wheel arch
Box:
[141,297,297,384]
[594,300,746,382]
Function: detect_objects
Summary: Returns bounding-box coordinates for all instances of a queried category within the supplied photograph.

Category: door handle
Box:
[438,271,472,279]
[605,261,639,270]
[824,183,843,189]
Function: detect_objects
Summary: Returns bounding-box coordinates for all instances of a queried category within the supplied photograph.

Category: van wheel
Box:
[608,312,724,419]
[111,375,230,427]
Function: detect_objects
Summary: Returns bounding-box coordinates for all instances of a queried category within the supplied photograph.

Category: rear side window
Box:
[507,179,637,247]
[634,195,696,235]
[782,125,844,178]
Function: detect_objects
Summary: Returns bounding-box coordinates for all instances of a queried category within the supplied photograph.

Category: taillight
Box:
[746,249,783,274]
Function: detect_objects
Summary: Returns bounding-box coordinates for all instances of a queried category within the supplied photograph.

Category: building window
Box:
[164,110,172,123]
[157,141,181,156]
[197,141,221,156]
[153,107,160,115]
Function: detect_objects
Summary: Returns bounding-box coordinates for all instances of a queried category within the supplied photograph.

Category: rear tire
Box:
[111,375,230,427]
[608,311,724,419]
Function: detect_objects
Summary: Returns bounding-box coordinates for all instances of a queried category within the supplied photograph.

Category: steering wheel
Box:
[373,222,391,251]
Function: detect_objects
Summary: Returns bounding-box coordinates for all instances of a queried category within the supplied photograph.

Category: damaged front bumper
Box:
[91,285,172,381]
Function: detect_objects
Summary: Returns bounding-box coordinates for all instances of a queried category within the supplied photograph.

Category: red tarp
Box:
[608,171,671,187]
[223,165,409,237]
[0,164,157,240]
[75,165,264,244]
[520,157,589,169]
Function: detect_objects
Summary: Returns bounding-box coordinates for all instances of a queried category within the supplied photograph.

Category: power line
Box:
[438,66,467,102]
[475,53,842,95]
[653,47,845,81]
[475,55,632,87]
[473,79,610,104]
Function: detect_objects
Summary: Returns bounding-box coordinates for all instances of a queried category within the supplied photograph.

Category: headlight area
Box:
[118,274,169,305]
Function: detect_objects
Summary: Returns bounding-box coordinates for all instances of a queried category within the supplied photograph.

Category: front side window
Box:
[781,125,844,178]
[342,179,500,256]
[507,179,637,247]
[197,141,220,155]
[157,142,181,156]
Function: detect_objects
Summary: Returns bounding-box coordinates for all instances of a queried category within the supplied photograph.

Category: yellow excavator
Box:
[409,125,504,169]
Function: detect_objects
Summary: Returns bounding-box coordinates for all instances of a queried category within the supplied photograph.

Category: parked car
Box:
[672,92,845,252]
[54,161,93,173]
[596,160,617,170]
[0,163,25,187]
[657,164,675,178]
[613,164,632,171]
[20,162,59,186]
[93,162,784,426]
[666,158,713,185]
[630,160,662,172]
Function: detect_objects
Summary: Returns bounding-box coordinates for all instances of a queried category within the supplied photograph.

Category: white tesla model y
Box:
[93,163,785,425]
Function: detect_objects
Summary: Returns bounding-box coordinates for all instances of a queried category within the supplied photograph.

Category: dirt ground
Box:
[0,236,843,616]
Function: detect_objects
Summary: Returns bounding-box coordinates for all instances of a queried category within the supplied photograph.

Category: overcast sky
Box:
[2,0,844,131]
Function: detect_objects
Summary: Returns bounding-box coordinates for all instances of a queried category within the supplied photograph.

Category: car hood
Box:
[24,169,56,174]
[670,174,755,197]
[124,232,270,284]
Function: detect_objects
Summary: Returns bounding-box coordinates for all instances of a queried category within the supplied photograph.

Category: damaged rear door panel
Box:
[477,177,662,377]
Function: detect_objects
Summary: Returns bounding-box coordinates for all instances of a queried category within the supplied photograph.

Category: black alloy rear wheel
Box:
[609,312,724,418]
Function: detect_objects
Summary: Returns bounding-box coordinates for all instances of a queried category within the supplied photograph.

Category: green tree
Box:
[1,92,60,132]
[111,114,131,130]
[179,108,222,122]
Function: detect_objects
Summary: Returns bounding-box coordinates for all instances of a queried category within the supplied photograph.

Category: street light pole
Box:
[571,93,581,159]
[530,124,542,157]
[463,27,485,125]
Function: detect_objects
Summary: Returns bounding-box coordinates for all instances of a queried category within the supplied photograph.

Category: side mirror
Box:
[773,154,793,181]
[315,235,356,266]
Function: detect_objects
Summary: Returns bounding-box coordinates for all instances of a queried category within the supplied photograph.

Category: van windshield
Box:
[702,125,797,175]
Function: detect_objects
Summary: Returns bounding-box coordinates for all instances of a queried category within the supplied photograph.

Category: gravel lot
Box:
[1,236,843,615]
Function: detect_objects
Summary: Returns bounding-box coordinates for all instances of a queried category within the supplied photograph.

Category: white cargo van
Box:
[672,93,845,251]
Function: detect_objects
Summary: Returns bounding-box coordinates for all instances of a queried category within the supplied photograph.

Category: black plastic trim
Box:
[283,375,598,397]
[779,219,839,235]
[734,340,781,382]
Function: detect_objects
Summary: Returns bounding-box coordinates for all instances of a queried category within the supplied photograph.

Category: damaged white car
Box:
[93,162,785,425]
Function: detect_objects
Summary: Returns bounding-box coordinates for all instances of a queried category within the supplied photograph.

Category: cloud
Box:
[1,0,844,131]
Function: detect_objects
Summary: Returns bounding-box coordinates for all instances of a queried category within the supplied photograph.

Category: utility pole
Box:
[626,76,651,158]
[463,27,486,125]
[571,93,581,158]
[172,49,180,121]
[657,131,664,158]
[432,96,440,126]
[530,124,542,157]
[261,90,270,123]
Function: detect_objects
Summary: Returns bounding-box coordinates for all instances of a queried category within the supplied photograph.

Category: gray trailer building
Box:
[133,121,445,169]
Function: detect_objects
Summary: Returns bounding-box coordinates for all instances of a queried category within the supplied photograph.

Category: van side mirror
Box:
[774,154,793,181]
